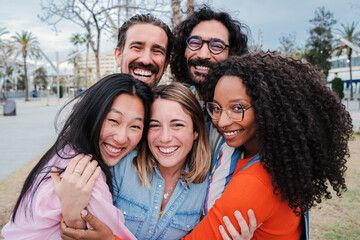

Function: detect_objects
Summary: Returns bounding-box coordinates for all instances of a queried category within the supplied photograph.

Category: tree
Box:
[12,31,40,101]
[83,33,91,89]
[304,7,337,78]
[334,22,360,99]
[33,67,48,91]
[70,33,85,94]
[0,27,11,97]
[331,76,344,99]
[172,0,181,28]
[39,0,116,81]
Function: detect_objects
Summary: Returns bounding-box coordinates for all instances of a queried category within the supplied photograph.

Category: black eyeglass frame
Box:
[186,35,230,55]
[206,102,253,122]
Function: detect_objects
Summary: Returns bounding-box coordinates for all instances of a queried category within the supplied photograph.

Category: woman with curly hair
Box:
[185,51,353,239]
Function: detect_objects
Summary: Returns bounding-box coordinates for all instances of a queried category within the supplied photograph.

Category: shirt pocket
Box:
[160,210,201,239]
[116,194,148,237]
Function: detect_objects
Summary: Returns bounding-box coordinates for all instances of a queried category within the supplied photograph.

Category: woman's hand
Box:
[60,209,115,240]
[51,154,101,228]
[219,209,262,240]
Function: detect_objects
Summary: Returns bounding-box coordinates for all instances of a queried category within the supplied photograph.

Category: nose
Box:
[159,126,172,143]
[197,42,212,59]
[138,48,153,66]
[217,110,233,130]
[113,127,128,145]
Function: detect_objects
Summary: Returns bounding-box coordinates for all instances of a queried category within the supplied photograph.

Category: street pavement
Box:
[0,96,72,181]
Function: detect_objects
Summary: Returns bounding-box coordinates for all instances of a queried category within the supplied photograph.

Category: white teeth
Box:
[105,144,122,153]
[159,147,178,154]
[223,130,240,136]
[195,65,210,70]
[134,69,152,77]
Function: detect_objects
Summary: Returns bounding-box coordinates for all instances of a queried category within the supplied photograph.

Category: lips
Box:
[103,143,124,157]
[158,146,179,154]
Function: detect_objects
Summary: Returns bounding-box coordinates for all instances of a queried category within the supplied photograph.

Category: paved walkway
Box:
[0,96,72,181]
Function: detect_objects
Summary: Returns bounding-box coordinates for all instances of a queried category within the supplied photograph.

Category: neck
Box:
[157,164,183,180]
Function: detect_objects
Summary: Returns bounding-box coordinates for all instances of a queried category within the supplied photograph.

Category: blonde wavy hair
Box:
[133,82,210,187]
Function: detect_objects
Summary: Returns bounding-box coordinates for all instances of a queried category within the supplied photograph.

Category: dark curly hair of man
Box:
[170,5,249,85]
[204,51,353,214]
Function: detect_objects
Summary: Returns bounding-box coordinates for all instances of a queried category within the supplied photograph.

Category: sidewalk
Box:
[0,96,72,181]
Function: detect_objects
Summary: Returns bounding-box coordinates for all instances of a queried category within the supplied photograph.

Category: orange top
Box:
[184,157,302,240]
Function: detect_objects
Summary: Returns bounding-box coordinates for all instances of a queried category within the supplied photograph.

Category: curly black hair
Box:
[170,5,249,85]
[204,51,353,214]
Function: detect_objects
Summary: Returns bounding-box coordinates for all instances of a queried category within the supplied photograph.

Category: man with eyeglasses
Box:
[171,6,249,101]
[170,7,259,235]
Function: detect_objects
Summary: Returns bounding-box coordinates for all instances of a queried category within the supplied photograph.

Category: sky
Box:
[1,0,359,75]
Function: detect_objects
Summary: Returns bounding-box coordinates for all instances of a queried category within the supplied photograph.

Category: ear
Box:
[193,131,199,140]
[164,58,170,70]
[114,47,122,66]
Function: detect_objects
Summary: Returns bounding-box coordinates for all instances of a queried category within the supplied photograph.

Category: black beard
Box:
[186,58,215,88]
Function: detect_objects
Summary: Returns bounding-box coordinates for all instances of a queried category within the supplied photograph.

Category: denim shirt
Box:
[111,150,208,240]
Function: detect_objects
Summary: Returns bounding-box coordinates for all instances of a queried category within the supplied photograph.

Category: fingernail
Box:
[81,209,88,217]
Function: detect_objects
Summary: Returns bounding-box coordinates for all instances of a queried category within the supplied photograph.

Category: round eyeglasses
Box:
[186,35,230,55]
[206,102,253,122]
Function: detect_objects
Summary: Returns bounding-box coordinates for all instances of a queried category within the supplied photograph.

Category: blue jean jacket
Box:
[111,150,208,240]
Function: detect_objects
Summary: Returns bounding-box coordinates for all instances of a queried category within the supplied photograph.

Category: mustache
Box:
[129,61,159,74]
[187,58,215,69]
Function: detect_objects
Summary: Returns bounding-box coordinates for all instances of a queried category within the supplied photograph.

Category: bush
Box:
[331,77,344,99]
[59,85,64,98]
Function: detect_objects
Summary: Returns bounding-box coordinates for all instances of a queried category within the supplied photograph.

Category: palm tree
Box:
[70,33,85,94]
[83,33,91,89]
[12,31,40,101]
[335,22,360,99]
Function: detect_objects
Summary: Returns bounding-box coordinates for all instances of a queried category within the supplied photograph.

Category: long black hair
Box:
[12,73,152,221]
[204,52,353,215]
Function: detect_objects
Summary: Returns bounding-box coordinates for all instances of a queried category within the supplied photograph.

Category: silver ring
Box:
[74,169,82,175]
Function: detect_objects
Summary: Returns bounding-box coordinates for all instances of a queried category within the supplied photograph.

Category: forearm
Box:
[61,205,86,229]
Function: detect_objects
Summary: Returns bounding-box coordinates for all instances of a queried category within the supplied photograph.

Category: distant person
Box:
[115,13,172,87]
[2,74,152,239]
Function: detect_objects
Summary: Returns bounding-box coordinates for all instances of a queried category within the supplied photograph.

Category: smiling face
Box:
[115,23,169,86]
[147,98,198,173]
[99,93,145,167]
[184,20,229,84]
[212,75,258,157]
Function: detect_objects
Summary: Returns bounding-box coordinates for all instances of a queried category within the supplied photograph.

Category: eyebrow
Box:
[149,119,187,124]
[110,108,144,122]
[153,44,166,53]
[214,98,249,104]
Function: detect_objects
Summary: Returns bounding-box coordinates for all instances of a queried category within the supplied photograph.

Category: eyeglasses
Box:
[206,102,253,122]
[186,36,230,55]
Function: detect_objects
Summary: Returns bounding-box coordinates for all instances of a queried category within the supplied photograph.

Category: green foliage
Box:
[33,67,48,91]
[59,85,64,98]
[17,74,25,90]
[331,77,344,99]
[305,7,336,77]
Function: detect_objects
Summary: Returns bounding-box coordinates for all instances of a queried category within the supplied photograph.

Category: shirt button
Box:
[123,211,127,215]
[148,230,152,234]
[155,206,158,210]
[158,184,162,188]
[186,225,190,228]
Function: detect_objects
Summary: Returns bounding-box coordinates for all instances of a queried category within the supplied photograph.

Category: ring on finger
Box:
[74,169,82,175]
